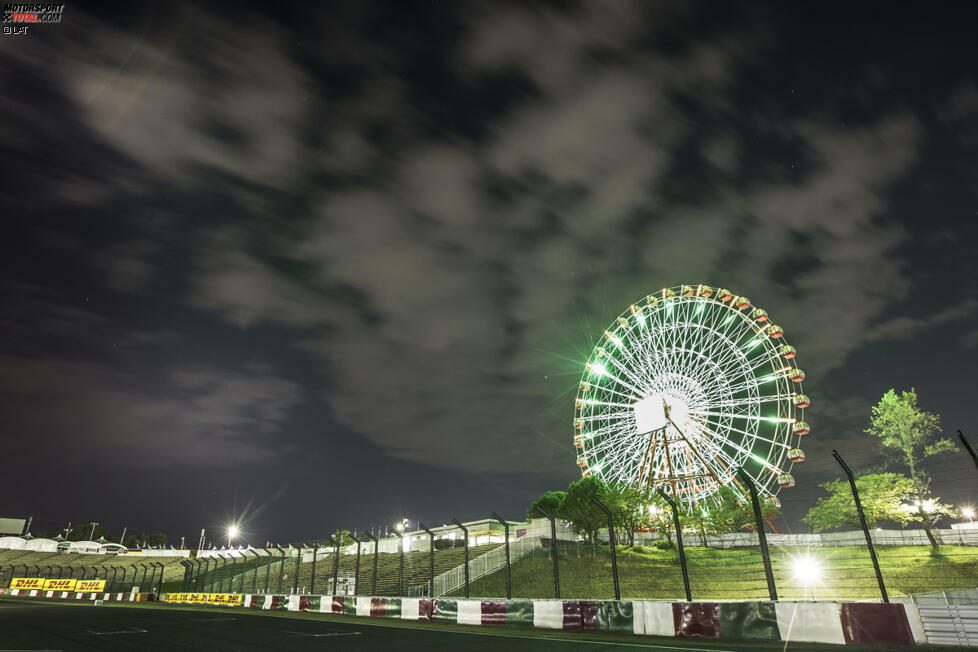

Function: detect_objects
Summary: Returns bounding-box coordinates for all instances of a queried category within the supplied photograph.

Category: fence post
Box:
[533,507,560,599]
[56,565,64,579]
[221,554,230,593]
[309,544,318,595]
[657,489,691,601]
[590,497,620,601]
[350,535,362,597]
[958,430,978,474]
[364,532,378,596]
[833,449,888,603]
[275,546,286,595]
[245,549,258,594]
[110,567,119,593]
[195,559,205,592]
[154,562,164,595]
[490,512,512,599]
[179,561,190,591]
[398,534,405,596]
[451,518,470,599]
[737,469,778,601]
[293,544,302,596]
[230,554,239,594]
[332,538,341,596]
[420,523,435,598]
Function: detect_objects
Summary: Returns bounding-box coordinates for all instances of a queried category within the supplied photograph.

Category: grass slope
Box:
[452,542,978,600]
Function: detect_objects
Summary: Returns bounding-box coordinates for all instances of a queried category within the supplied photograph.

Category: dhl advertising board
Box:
[10,578,45,590]
[42,579,76,591]
[164,593,242,606]
[10,578,106,591]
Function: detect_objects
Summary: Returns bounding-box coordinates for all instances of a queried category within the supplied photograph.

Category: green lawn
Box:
[450,541,978,600]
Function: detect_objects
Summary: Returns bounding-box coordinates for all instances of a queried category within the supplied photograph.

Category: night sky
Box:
[1,1,977,545]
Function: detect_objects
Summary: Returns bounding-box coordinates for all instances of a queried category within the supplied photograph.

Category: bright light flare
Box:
[227,525,240,540]
[791,554,822,588]
[962,507,975,521]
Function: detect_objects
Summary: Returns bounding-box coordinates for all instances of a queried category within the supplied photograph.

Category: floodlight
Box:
[227,525,240,540]
[791,554,822,594]
[963,507,975,522]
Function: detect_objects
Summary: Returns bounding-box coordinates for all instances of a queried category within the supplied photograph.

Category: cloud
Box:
[0,356,302,467]
[17,2,974,482]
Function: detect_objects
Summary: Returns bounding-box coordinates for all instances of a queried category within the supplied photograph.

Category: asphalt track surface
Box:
[0,598,948,651]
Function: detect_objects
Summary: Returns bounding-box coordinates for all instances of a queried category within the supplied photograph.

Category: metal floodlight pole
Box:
[350,535,362,597]
[833,449,888,603]
[958,430,978,473]
[657,489,691,601]
[89,522,99,541]
[364,532,379,596]
[533,507,560,599]
[737,468,778,601]
[311,544,319,595]
[590,498,620,601]
[490,513,512,599]
[451,518,470,599]
[420,523,435,598]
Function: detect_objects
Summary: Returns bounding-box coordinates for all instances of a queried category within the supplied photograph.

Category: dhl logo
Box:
[10,578,44,589]
[76,580,106,591]
[42,579,76,591]
[164,593,242,606]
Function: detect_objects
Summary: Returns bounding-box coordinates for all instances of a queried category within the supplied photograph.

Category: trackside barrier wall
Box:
[144,592,921,646]
[0,587,921,647]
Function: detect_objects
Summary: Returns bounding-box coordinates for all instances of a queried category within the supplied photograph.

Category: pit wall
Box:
[162,593,921,647]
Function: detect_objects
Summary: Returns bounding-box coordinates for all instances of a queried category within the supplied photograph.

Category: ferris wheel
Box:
[573,284,810,509]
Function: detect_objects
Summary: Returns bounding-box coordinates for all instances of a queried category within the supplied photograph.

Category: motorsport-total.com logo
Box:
[2,3,64,36]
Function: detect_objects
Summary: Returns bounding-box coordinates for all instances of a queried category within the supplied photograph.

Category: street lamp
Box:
[962,507,975,522]
[227,525,240,546]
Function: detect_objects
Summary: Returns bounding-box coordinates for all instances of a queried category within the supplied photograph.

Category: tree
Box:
[327,530,355,547]
[147,533,168,548]
[866,388,957,546]
[645,493,679,544]
[561,476,609,544]
[526,491,566,522]
[803,473,917,532]
[704,486,781,534]
[606,485,648,546]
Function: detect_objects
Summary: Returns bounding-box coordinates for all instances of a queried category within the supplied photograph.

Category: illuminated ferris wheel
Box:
[574,285,810,508]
